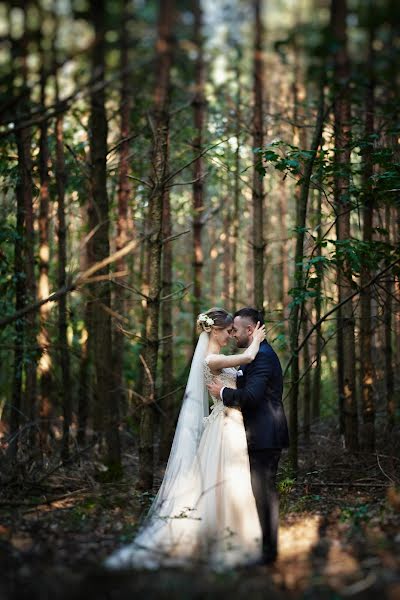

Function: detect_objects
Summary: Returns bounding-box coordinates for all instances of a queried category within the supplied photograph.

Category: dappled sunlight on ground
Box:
[2,430,400,598]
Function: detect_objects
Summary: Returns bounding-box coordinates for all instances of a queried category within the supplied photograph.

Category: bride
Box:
[105,308,265,570]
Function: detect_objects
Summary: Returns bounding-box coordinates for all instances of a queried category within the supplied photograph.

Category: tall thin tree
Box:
[113,0,132,430]
[38,14,53,450]
[252,0,265,311]
[289,80,325,473]
[192,0,205,341]
[359,10,375,450]
[331,0,358,450]
[89,0,121,474]
[138,0,175,489]
[54,24,72,460]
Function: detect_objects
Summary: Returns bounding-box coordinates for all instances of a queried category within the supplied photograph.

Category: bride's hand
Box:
[242,322,265,363]
[252,321,266,344]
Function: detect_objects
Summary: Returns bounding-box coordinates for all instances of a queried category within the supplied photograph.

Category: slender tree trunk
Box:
[252,0,265,311]
[9,8,24,458]
[360,15,375,450]
[302,314,311,443]
[289,80,325,474]
[192,0,205,342]
[385,205,395,428]
[312,182,323,420]
[210,236,217,301]
[113,0,132,432]
[279,178,289,337]
[223,209,232,308]
[138,0,175,490]
[54,50,72,460]
[38,27,52,452]
[17,8,37,447]
[89,0,121,475]
[232,50,241,312]
[159,186,174,463]
[331,0,358,450]
[78,302,91,446]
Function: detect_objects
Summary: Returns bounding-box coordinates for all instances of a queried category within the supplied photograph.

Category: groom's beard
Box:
[236,336,251,349]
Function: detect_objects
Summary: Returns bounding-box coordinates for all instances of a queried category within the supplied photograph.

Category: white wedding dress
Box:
[105,335,262,571]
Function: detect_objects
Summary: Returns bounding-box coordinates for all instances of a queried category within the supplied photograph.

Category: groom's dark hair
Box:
[234,307,264,326]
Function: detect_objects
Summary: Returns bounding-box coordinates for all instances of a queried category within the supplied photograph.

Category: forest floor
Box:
[1,420,400,600]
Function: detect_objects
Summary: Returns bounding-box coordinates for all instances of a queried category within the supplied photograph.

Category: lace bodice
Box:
[203,357,237,426]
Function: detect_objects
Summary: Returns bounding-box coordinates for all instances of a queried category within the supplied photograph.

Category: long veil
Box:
[105,331,210,568]
[148,330,210,515]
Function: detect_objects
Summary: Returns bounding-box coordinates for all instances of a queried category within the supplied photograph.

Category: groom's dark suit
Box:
[222,340,289,562]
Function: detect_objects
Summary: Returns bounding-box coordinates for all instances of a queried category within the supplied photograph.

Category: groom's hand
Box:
[207,379,224,399]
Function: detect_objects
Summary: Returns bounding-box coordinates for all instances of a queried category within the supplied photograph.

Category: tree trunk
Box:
[385,205,395,428]
[222,209,231,309]
[302,314,311,443]
[312,183,323,420]
[54,42,72,461]
[138,0,175,490]
[279,177,289,338]
[289,80,325,474]
[78,302,91,447]
[192,0,205,343]
[331,0,358,450]
[17,7,37,447]
[232,49,241,312]
[89,0,121,475]
[9,7,24,459]
[359,15,375,450]
[38,25,53,452]
[395,207,400,420]
[252,0,265,311]
[113,0,132,436]
[159,186,174,463]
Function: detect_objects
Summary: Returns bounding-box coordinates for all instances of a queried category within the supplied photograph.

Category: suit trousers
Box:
[248,448,281,560]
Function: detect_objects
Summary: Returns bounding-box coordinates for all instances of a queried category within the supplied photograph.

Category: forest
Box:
[0,0,399,598]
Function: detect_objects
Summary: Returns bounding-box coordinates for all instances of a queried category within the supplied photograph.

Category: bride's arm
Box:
[206,323,265,370]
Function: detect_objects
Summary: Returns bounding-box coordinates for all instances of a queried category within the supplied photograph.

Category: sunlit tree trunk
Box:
[192,0,205,342]
[38,23,52,452]
[78,301,91,446]
[331,0,358,450]
[252,0,265,311]
[89,0,121,474]
[360,15,375,450]
[139,0,175,490]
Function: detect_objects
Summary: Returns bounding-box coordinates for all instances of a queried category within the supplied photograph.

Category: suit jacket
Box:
[222,340,289,450]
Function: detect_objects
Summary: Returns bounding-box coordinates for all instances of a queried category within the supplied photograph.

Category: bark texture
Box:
[138,0,175,489]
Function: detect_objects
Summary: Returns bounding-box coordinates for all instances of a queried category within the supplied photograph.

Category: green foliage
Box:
[340,503,372,526]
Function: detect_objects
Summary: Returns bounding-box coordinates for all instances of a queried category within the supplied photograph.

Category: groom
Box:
[207,307,289,565]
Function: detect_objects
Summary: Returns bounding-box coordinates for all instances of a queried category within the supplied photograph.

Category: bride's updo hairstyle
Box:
[196,307,233,334]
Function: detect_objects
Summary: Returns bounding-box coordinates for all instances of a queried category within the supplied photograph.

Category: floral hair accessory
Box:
[197,313,214,332]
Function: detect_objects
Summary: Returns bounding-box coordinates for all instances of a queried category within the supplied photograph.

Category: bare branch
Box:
[162,229,190,244]
[0,240,139,329]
